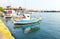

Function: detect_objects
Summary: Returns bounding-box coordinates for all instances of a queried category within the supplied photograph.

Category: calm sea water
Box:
[3,12,60,39]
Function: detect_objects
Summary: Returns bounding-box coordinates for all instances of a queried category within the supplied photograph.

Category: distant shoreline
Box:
[28,10,60,12]
[40,11,60,12]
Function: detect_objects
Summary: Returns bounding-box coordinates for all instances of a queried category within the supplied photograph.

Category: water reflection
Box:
[2,17,12,23]
[13,23,40,34]
[22,26,40,34]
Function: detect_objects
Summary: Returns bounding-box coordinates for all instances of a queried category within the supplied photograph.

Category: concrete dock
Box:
[0,19,14,39]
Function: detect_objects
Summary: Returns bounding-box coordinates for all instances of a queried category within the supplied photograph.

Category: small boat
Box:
[12,17,42,25]
[4,15,12,19]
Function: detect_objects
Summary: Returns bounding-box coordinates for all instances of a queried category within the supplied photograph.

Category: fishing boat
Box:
[12,16,42,25]
[4,8,15,19]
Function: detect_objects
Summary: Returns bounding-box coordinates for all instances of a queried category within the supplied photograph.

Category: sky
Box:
[0,0,60,10]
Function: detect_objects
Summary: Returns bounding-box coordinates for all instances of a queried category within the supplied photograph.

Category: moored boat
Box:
[12,17,42,25]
